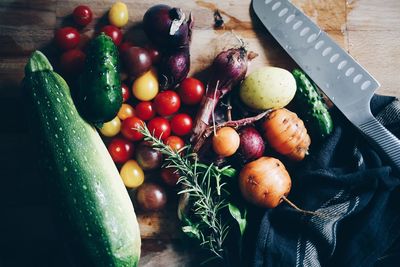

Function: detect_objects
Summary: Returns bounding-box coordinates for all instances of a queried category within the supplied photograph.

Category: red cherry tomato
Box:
[178,78,205,105]
[100,25,123,46]
[72,5,93,26]
[165,136,185,151]
[154,90,181,116]
[170,113,193,136]
[121,116,144,141]
[147,117,171,140]
[59,49,85,74]
[54,27,80,51]
[135,101,155,121]
[121,83,130,102]
[161,168,180,187]
[145,46,161,64]
[119,41,133,54]
[108,138,134,163]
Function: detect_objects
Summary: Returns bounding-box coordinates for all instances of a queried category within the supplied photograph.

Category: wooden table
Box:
[0,0,399,266]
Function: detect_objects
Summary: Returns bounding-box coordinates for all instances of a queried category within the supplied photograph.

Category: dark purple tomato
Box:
[121,46,152,78]
[136,183,167,211]
[135,141,163,170]
[161,168,180,187]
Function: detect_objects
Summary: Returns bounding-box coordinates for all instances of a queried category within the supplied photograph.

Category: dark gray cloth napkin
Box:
[253,95,400,267]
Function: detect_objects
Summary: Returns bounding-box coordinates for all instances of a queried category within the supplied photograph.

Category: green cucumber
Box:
[23,51,140,266]
[77,33,122,124]
[292,69,334,139]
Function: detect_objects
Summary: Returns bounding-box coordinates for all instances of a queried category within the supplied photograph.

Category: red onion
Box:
[158,47,190,90]
[237,126,265,163]
[143,4,193,89]
[143,4,193,49]
[190,47,249,149]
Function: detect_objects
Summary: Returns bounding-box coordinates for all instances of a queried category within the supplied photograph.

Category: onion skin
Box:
[143,4,192,48]
[237,126,265,163]
[239,157,291,208]
[158,47,190,90]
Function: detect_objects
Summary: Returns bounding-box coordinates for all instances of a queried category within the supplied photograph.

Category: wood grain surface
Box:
[0,0,399,266]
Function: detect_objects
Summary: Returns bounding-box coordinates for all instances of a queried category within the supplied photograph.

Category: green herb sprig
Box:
[137,124,237,263]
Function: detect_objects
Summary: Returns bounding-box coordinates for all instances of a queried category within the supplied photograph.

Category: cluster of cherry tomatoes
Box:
[102,77,204,211]
[53,3,129,74]
[54,3,206,212]
[102,77,204,185]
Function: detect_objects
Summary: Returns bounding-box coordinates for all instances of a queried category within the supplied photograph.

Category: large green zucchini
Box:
[23,51,141,266]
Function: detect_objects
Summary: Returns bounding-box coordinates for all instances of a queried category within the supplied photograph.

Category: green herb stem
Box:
[137,125,234,262]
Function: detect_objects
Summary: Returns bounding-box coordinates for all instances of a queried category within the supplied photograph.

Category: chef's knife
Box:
[252,0,400,173]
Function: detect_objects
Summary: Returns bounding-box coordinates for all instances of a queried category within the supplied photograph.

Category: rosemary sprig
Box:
[137,124,236,262]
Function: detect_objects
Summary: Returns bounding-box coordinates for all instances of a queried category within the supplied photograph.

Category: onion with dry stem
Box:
[239,157,291,208]
[262,108,311,161]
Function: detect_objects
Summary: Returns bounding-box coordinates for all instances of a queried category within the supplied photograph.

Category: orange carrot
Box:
[262,108,311,161]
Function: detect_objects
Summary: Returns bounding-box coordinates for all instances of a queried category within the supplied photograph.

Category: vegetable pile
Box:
[26,1,335,266]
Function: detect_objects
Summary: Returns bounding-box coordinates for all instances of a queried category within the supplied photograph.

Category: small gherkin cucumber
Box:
[77,33,122,124]
[292,69,333,139]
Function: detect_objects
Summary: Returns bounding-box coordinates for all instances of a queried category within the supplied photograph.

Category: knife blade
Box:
[252,0,400,172]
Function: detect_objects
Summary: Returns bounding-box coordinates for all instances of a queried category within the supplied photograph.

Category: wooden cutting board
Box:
[0,0,399,266]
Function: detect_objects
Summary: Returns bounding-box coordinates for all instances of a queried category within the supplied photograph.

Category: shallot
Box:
[237,126,265,163]
[191,47,249,150]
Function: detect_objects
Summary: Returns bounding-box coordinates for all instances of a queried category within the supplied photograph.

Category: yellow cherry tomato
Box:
[108,1,129,28]
[99,116,121,137]
[132,69,159,101]
[120,160,145,189]
[117,103,135,120]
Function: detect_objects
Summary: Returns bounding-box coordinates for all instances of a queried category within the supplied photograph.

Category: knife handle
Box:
[358,117,400,174]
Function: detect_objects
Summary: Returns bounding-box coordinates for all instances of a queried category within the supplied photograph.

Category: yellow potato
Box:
[240,67,296,110]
